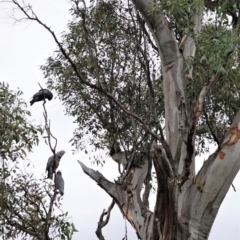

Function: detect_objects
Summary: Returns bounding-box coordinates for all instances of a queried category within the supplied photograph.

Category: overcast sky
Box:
[0,0,240,239]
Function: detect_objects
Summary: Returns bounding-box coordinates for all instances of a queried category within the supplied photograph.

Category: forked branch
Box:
[95,200,115,240]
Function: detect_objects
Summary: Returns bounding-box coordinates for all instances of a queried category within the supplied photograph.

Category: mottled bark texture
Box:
[79,0,240,239]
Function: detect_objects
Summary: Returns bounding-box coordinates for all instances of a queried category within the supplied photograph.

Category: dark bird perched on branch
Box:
[46,150,65,179]
[54,171,64,196]
[30,89,53,106]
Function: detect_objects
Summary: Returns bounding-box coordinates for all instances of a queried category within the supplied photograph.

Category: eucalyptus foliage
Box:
[42,0,163,154]
[42,0,240,159]
[0,82,41,160]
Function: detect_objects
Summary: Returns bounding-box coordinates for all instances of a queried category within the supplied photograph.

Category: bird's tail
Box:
[30,99,35,106]
[47,172,53,180]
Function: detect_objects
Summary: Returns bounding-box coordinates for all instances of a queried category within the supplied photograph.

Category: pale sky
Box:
[0,0,240,239]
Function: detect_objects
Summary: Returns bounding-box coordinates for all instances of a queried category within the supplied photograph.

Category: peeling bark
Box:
[179,110,240,240]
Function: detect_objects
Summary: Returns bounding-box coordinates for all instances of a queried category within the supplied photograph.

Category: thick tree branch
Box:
[133,0,198,176]
[184,72,222,180]
[78,159,153,240]
[139,17,158,51]
[133,0,178,69]
[150,143,177,239]
[77,160,117,199]
[184,42,236,180]
[179,109,240,239]
[142,154,152,208]
[150,142,174,179]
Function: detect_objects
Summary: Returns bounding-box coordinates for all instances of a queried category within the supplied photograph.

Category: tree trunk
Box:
[79,0,240,239]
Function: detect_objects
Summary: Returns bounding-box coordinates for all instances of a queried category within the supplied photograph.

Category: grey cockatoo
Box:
[54,171,64,196]
[109,142,149,173]
[46,150,65,180]
[30,89,53,106]
[109,142,129,173]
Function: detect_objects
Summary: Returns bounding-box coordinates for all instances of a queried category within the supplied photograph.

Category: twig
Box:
[231,183,236,192]
[38,83,57,155]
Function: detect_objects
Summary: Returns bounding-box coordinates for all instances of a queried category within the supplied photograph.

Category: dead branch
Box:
[95,200,115,240]
[77,160,117,199]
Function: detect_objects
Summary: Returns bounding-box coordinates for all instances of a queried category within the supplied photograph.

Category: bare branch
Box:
[38,83,57,155]
[77,160,117,199]
[95,200,115,240]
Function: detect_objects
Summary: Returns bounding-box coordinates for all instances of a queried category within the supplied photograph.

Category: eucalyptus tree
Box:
[3,0,240,239]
